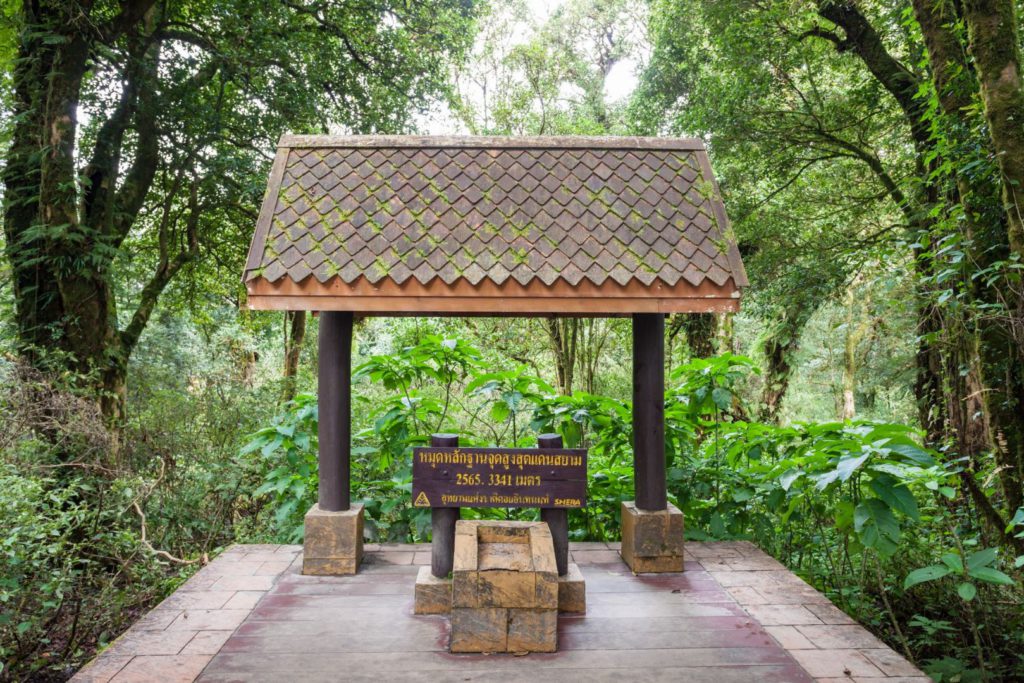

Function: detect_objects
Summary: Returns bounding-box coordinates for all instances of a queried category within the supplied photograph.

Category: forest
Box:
[0,0,1022,680]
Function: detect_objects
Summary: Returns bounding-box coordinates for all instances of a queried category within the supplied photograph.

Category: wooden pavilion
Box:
[243,135,747,576]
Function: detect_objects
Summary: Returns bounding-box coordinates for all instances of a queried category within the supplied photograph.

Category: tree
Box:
[962,0,1024,259]
[634,0,1024,543]
[2,0,476,422]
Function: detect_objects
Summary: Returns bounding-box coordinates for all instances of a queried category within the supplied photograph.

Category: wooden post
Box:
[430,433,461,578]
[632,313,667,511]
[539,433,570,576]
[318,311,352,512]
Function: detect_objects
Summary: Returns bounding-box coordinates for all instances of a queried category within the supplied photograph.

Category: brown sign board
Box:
[412,446,587,509]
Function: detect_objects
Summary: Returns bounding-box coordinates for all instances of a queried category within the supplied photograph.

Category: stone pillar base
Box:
[557,562,586,613]
[620,500,684,573]
[414,566,452,614]
[302,503,364,575]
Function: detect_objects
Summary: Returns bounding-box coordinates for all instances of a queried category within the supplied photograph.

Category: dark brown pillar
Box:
[430,433,461,578]
[539,433,570,576]
[632,313,667,511]
[318,311,352,512]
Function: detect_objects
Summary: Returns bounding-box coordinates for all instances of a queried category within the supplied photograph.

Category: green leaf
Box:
[732,488,754,502]
[966,547,998,571]
[835,453,869,481]
[904,565,951,589]
[854,498,901,556]
[966,566,1016,585]
[940,552,963,573]
[489,401,511,423]
[886,443,936,467]
[869,476,920,521]
[957,582,976,601]
[1006,507,1024,532]
[778,468,802,491]
[834,500,855,531]
[711,387,732,411]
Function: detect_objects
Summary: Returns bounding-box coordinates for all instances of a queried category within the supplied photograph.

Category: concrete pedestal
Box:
[414,566,452,614]
[449,521,558,654]
[620,500,684,573]
[302,503,364,575]
[557,562,586,613]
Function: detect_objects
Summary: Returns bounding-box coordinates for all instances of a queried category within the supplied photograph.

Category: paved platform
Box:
[72,541,927,683]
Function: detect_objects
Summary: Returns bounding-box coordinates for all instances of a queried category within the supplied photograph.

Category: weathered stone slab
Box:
[507,609,557,653]
[449,607,507,653]
[620,500,685,573]
[413,565,452,615]
[302,503,363,576]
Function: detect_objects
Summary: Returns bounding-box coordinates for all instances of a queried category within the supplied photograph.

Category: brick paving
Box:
[72,541,928,683]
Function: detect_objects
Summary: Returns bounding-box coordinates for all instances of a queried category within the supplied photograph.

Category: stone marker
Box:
[302,503,364,575]
[449,520,558,654]
[619,500,685,573]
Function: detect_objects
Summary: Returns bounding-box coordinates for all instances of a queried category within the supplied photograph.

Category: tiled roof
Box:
[244,136,747,293]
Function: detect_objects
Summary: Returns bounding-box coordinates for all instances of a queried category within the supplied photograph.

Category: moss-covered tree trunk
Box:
[681,312,717,359]
[3,1,164,424]
[961,0,1024,514]
[917,0,1024,515]
[282,311,307,402]
[544,318,578,395]
[840,286,874,421]
[758,306,809,424]
[963,0,1024,258]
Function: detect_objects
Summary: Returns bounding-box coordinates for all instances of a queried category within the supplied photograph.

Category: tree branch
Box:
[111,46,161,246]
[101,0,161,44]
[120,181,201,354]
[814,1,928,147]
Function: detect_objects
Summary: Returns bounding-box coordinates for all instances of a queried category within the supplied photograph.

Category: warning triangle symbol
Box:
[414,491,431,507]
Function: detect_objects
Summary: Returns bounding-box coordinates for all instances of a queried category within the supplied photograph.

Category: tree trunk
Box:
[716,312,735,355]
[4,6,122,417]
[282,311,307,402]
[544,318,578,395]
[682,312,717,358]
[962,0,1024,259]
[576,318,610,394]
[841,314,864,420]
[760,335,794,424]
[758,307,809,424]
[916,0,1024,513]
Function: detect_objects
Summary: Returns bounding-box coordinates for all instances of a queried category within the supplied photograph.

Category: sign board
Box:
[412,446,587,509]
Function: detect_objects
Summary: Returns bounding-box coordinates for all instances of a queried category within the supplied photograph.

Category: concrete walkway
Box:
[72,542,928,683]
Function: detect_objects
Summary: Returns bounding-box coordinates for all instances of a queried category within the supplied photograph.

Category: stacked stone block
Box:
[449,521,558,653]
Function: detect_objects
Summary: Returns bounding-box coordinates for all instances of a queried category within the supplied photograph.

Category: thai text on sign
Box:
[411,446,587,509]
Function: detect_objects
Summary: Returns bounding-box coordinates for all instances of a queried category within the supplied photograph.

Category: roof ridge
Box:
[279,134,707,152]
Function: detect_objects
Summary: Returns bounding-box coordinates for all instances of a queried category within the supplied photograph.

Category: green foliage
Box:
[0,420,183,679]
[243,393,319,542]
[905,547,1017,599]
